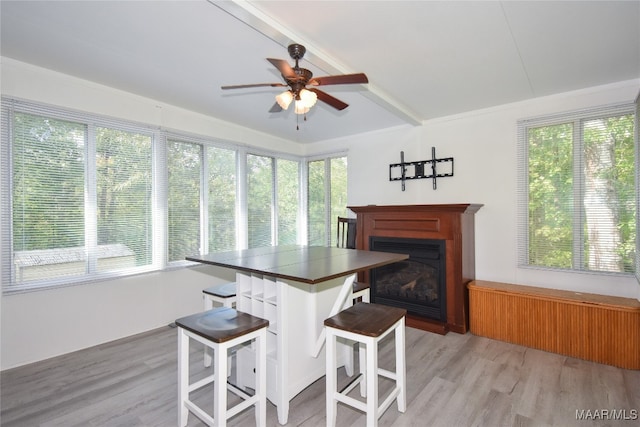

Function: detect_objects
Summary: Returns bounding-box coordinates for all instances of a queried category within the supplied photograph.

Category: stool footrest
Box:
[184,400,214,426]
[335,393,367,413]
[339,373,363,395]
[188,374,215,393]
[378,386,402,417]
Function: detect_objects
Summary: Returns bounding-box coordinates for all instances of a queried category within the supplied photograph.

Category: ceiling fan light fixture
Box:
[293,89,318,114]
[294,101,310,115]
[275,90,294,110]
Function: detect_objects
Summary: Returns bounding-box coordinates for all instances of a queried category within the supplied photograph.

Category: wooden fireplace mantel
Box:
[348,204,483,334]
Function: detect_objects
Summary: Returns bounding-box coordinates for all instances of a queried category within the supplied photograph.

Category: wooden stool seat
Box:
[324,302,407,427]
[203,282,237,301]
[176,307,268,427]
[324,302,405,336]
[177,307,269,344]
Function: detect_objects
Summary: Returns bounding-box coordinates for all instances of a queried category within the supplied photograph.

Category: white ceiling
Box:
[1,1,639,143]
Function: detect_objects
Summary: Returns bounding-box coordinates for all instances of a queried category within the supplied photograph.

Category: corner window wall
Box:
[1,98,312,294]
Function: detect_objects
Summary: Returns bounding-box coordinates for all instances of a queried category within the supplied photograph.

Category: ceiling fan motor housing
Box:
[288,43,306,60]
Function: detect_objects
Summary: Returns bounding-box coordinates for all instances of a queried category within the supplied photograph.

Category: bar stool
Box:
[176,307,268,427]
[203,282,237,310]
[351,281,370,303]
[203,282,237,368]
[324,302,407,427]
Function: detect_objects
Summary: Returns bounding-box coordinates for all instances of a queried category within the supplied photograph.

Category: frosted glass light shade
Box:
[294,89,318,114]
[294,101,310,115]
[299,89,317,107]
[275,90,293,109]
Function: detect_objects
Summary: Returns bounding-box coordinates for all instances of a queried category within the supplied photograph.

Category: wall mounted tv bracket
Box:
[389,147,454,191]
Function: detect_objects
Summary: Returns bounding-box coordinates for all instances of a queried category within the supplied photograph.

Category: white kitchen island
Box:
[187,245,408,424]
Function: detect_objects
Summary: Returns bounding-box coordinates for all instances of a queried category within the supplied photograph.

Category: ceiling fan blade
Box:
[309,73,368,86]
[267,58,297,79]
[269,102,283,113]
[308,88,349,111]
[221,82,286,90]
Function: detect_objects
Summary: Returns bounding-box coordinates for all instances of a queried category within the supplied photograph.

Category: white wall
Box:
[1,58,639,370]
[307,79,640,302]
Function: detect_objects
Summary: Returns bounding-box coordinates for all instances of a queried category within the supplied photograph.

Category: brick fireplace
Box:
[348,204,482,334]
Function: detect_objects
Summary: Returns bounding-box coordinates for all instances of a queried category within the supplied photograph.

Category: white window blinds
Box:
[2,100,156,292]
[518,103,636,275]
[307,156,348,247]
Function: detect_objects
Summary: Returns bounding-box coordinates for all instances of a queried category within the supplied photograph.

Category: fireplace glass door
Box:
[369,236,446,322]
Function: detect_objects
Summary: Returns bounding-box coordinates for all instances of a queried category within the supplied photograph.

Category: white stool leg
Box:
[255,329,267,427]
[343,295,355,377]
[362,289,370,303]
[365,336,379,427]
[358,341,366,397]
[177,328,189,427]
[214,344,228,427]
[203,296,214,368]
[325,329,338,427]
[396,318,407,412]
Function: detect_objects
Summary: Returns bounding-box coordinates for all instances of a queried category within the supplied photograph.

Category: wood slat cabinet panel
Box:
[469,280,640,369]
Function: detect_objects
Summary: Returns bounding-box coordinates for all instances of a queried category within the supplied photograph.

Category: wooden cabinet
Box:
[349,204,482,334]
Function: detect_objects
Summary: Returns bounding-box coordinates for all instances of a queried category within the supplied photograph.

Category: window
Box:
[207,146,237,252]
[636,94,640,285]
[4,105,154,292]
[518,104,636,274]
[277,159,300,245]
[246,154,301,248]
[167,140,238,261]
[247,154,274,248]
[167,140,202,262]
[307,156,348,246]
[0,97,325,293]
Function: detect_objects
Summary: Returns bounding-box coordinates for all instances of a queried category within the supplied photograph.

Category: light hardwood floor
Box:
[2,325,639,426]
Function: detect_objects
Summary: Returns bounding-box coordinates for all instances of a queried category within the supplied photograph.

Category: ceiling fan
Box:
[221,43,368,116]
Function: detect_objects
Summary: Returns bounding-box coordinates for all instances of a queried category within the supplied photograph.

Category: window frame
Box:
[517,102,636,276]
